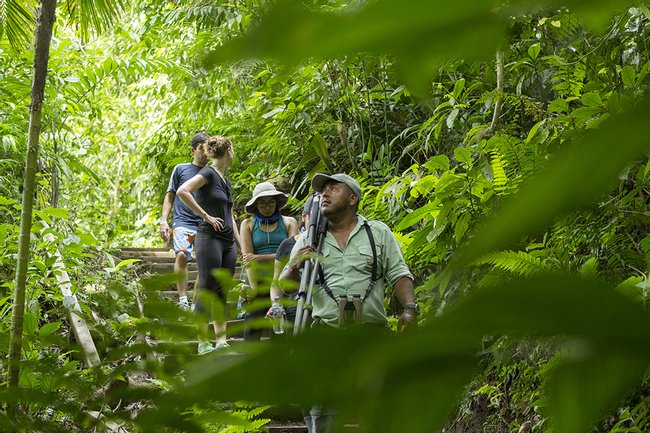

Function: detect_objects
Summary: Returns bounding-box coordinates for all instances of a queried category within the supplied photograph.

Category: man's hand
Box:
[279,246,319,287]
[160,222,171,243]
[397,308,418,331]
[288,246,317,271]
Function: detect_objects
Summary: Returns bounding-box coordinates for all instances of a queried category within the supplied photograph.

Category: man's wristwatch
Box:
[403,303,420,314]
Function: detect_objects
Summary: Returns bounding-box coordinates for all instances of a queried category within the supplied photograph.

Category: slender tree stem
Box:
[8,0,58,420]
[488,49,504,133]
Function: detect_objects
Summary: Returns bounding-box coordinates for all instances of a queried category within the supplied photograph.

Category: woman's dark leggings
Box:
[194,231,237,318]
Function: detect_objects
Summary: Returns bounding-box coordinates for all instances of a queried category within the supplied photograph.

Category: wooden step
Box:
[119,248,242,279]
[264,423,307,433]
[145,257,193,265]
[120,250,175,258]
[128,255,178,264]
[154,336,246,350]
[262,420,360,432]
[141,270,199,281]
[148,263,199,273]
[120,247,170,252]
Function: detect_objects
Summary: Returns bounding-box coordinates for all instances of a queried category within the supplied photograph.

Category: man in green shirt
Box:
[281,173,418,329]
[280,173,418,433]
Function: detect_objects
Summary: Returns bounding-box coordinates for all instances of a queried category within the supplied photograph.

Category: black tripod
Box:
[293,193,328,335]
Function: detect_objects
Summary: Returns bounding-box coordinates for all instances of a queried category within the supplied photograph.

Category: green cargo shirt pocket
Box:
[357,245,383,279]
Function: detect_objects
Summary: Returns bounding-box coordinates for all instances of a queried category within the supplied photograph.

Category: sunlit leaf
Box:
[621,65,636,88]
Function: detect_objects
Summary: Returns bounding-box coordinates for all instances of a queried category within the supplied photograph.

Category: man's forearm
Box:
[161,193,173,224]
[394,276,415,307]
[279,262,301,291]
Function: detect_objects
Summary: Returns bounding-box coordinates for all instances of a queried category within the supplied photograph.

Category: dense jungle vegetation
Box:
[1,0,649,432]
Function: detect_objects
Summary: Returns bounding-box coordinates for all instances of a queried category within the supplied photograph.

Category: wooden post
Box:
[43,232,101,367]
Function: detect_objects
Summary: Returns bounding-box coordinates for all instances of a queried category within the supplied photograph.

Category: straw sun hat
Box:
[245,182,288,213]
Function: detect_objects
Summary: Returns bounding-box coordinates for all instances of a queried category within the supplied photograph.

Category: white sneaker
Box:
[178,300,191,311]
[214,341,230,351]
[197,341,215,355]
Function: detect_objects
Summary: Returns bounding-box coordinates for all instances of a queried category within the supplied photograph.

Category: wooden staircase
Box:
[118,247,199,293]
[117,247,308,433]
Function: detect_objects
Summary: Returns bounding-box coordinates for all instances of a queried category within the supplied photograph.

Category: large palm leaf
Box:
[0,0,37,52]
[60,0,127,41]
[0,0,126,52]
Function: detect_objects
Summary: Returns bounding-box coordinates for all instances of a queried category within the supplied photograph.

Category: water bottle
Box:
[271,296,285,334]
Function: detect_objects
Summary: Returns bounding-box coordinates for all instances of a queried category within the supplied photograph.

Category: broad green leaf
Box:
[621,65,636,88]
[0,196,16,206]
[115,258,141,270]
[454,147,472,167]
[581,92,603,108]
[454,213,471,244]
[525,120,546,143]
[23,311,38,335]
[446,108,459,129]
[452,78,465,100]
[39,207,70,220]
[528,43,541,60]
[616,276,647,303]
[424,155,450,173]
[548,98,569,113]
[38,321,61,338]
[571,106,603,123]
[205,0,506,94]
[310,134,331,169]
[410,175,437,197]
[262,107,284,119]
[435,173,464,198]
[579,257,599,278]
[637,60,650,85]
[435,275,649,349]
[395,202,438,232]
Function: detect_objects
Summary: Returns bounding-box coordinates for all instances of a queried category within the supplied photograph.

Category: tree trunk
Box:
[8,0,58,419]
[488,49,504,133]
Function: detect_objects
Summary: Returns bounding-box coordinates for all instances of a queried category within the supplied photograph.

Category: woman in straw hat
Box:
[239,181,298,341]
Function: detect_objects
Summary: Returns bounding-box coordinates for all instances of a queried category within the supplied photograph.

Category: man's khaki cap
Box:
[311,173,362,198]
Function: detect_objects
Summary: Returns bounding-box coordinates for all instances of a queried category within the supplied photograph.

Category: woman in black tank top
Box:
[177,136,241,354]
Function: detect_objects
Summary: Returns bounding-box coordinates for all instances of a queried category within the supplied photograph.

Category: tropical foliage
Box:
[0,0,648,432]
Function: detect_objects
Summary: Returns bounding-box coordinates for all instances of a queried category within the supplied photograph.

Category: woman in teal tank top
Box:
[252,217,289,254]
[240,182,299,341]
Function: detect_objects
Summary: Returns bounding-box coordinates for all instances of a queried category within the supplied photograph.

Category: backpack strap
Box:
[318,264,337,303]
[360,220,377,303]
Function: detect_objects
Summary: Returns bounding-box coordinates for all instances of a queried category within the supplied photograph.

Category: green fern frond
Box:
[475,250,553,277]
[550,57,586,97]
[640,235,650,271]
[601,229,644,272]
[490,151,508,193]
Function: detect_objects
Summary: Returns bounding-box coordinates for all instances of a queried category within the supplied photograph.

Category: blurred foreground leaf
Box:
[455,95,650,267]
[207,0,631,93]
[139,275,649,433]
